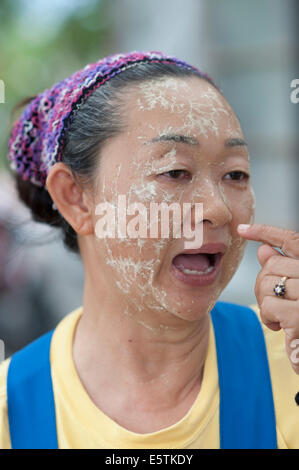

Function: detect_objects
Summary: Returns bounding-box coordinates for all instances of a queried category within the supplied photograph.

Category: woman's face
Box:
[87,76,255,324]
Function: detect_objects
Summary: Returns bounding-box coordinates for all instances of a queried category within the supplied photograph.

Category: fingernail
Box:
[238,224,250,232]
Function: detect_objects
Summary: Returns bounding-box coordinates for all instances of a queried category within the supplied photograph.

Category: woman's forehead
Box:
[125,76,243,141]
[135,76,222,108]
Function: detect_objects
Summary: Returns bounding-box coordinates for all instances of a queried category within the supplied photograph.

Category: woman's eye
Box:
[223,171,249,182]
[160,170,191,180]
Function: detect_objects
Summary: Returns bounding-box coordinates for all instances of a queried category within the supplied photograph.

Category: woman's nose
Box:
[190,182,232,228]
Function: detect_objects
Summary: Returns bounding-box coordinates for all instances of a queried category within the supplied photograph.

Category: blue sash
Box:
[7,330,58,449]
[6,301,277,449]
[210,302,277,449]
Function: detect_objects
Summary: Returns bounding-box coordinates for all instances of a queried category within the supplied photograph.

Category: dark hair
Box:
[12,62,217,254]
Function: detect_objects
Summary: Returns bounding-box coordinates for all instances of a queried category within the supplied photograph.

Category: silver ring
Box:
[274,276,288,297]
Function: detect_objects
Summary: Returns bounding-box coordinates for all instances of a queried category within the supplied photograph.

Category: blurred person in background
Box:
[0,173,57,357]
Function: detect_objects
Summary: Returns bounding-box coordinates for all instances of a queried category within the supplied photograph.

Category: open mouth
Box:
[172,252,222,276]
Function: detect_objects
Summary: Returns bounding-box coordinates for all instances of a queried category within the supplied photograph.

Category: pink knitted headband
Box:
[7,50,216,188]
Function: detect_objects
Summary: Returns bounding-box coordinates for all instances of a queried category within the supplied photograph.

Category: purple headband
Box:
[7,50,215,189]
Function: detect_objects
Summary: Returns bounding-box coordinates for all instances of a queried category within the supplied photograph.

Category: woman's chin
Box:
[149,287,223,323]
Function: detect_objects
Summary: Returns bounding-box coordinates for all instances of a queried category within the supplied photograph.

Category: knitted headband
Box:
[7,50,215,189]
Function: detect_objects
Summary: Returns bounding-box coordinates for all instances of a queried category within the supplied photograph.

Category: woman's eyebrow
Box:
[225,137,247,148]
[143,134,247,148]
[143,134,199,146]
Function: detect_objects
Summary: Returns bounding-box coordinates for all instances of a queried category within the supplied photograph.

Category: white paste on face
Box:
[137,79,233,139]
[90,76,254,329]
[95,159,173,323]
[137,77,189,113]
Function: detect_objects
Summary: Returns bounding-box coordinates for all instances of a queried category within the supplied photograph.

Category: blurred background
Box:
[0,0,298,357]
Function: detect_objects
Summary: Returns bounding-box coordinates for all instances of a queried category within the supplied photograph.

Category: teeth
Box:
[179,265,214,275]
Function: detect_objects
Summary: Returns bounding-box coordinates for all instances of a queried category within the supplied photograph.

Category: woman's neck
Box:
[72,278,211,417]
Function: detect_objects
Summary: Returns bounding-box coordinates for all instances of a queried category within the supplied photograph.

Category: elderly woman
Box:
[0,51,299,449]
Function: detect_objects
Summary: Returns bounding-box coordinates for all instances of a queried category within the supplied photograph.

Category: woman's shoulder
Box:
[248,303,297,381]
[248,303,299,449]
[0,307,81,399]
[0,306,82,450]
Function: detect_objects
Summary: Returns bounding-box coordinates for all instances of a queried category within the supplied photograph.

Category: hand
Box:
[237,223,299,374]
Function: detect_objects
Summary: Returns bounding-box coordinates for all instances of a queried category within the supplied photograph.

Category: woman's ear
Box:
[46,162,94,236]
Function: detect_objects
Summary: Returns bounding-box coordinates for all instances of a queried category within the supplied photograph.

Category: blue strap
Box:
[210,301,277,449]
[7,330,58,449]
